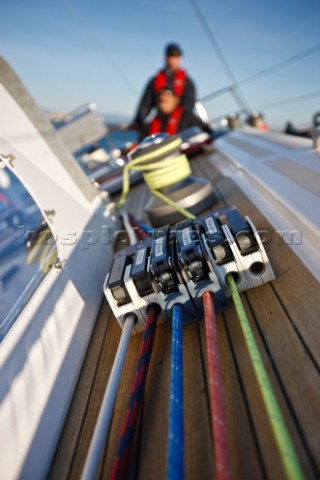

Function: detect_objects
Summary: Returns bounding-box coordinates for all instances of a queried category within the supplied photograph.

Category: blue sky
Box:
[1,0,320,128]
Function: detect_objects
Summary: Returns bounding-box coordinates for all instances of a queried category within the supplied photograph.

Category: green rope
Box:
[227,273,305,480]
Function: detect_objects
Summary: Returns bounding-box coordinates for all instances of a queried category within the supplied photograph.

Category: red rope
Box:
[110,304,160,480]
[203,291,232,480]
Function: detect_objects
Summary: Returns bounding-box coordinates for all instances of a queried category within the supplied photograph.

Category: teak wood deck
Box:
[49,151,320,480]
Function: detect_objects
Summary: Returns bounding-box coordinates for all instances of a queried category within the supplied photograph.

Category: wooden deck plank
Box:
[131,321,171,480]
[223,300,291,479]
[67,314,126,480]
[48,299,112,480]
[213,163,320,368]
[243,287,320,474]
[194,152,319,477]
[99,323,144,479]
[199,315,267,479]
[183,322,213,480]
[212,165,320,371]
[205,156,320,478]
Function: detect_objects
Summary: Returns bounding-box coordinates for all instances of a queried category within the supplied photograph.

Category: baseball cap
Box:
[165,43,183,56]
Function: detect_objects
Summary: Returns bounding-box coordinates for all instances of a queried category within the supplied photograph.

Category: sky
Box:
[1,0,320,129]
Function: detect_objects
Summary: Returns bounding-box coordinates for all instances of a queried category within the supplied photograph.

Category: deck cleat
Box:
[148,225,198,324]
[104,227,198,333]
[104,242,154,332]
[175,218,228,317]
[201,208,275,294]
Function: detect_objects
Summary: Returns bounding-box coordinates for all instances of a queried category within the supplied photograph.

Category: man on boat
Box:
[131,43,196,131]
[246,111,269,130]
[140,84,212,138]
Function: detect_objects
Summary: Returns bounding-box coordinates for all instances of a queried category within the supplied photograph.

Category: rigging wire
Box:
[203,292,232,480]
[227,273,305,480]
[111,304,160,480]
[167,304,185,480]
[188,0,251,113]
[63,0,137,98]
[200,43,320,103]
[239,43,320,87]
[81,314,136,480]
[200,86,233,104]
[254,89,320,111]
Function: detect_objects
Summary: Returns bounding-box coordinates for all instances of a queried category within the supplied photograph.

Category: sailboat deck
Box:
[49,151,320,480]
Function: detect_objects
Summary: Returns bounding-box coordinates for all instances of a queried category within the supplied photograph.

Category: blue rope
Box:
[138,221,155,234]
[167,304,184,480]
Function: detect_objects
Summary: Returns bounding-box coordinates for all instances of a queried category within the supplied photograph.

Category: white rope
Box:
[82,199,139,478]
[81,313,135,480]
[120,211,138,245]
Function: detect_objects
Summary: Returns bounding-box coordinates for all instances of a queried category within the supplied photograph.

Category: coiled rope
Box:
[203,291,232,480]
[117,137,194,219]
[111,304,160,480]
[167,304,185,480]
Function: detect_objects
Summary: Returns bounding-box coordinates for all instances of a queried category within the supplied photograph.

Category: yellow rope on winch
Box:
[117,137,194,219]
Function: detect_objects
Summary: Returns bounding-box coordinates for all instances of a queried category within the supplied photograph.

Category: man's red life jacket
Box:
[149,105,184,136]
[154,69,186,97]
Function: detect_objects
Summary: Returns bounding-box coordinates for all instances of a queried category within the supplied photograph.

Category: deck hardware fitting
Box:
[104,206,275,332]
[44,209,56,222]
[0,152,16,167]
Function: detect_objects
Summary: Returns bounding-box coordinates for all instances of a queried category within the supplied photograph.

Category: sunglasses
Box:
[159,89,175,96]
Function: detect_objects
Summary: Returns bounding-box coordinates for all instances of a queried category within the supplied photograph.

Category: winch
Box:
[118,133,217,227]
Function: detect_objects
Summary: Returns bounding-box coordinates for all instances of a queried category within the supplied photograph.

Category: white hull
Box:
[0,57,119,479]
